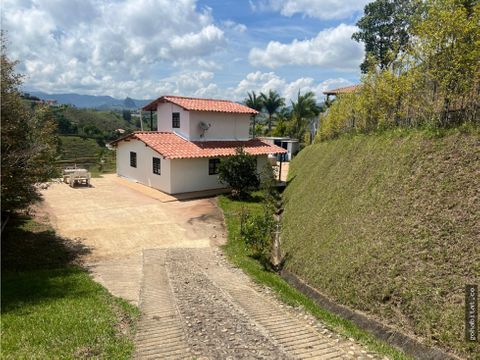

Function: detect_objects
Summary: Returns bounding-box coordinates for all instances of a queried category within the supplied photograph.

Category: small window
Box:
[130,151,137,168]
[172,112,180,128]
[152,157,161,175]
[209,158,220,175]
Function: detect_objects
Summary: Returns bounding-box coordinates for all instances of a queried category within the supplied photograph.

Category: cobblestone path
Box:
[134,248,383,360]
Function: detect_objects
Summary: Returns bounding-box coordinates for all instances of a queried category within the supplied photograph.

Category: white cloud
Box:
[249,23,363,70]
[2,0,225,96]
[231,71,352,102]
[169,25,225,57]
[222,20,247,33]
[250,0,369,20]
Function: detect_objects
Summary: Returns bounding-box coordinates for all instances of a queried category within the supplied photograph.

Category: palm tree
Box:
[291,91,320,142]
[244,91,263,138]
[260,90,285,136]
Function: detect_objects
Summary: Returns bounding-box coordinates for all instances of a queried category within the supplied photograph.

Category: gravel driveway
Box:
[41,175,381,359]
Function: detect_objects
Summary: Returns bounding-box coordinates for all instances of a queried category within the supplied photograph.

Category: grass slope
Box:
[218,195,409,360]
[61,107,131,133]
[58,135,116,175]
[282,128,480,358]
[1,218,138,359]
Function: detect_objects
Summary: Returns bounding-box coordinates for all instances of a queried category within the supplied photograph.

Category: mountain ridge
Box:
[27,90,152,110]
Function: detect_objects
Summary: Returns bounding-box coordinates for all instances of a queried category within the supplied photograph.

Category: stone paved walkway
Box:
[41,178,384,360]
[134,248,383,360]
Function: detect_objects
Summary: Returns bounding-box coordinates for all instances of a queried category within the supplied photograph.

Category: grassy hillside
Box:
[58,136,116,175]
[282,128,480,358]
[59,107,132,133]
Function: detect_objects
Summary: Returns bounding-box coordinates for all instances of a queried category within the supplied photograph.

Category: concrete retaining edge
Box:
[280,269,461,360]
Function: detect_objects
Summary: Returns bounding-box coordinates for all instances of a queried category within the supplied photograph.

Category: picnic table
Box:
[63,167,91,187]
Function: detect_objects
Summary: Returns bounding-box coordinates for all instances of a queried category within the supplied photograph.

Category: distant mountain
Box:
[28,91,152,110]
[123,97,137,109]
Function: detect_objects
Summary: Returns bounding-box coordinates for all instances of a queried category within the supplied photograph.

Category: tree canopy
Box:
[319,0,480,141]
[244,91,264,137]
[260,90,285,136]
[1,36,59,212]
[352,0,420,73]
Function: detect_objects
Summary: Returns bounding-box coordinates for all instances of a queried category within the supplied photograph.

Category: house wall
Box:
[116,139,171,193]
[169,157,225,194]
[188,112,251,141]
[156,102,190,138]
[117,139,270,194]
[169,154,269,194]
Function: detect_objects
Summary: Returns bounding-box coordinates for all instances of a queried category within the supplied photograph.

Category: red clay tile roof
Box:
[323,84,361,95]
[142,95,258,114]
[111,132,286,159]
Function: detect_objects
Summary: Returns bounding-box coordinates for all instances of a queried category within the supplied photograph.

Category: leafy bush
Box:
[317,0,480,141]
[218,147,260,198]
[1,41,59,213]
[239,207,275,267]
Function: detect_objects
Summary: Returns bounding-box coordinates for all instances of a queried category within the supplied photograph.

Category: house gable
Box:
[143,95,256,141]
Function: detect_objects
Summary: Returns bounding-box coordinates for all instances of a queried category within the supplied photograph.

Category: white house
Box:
[259,137,299,161]
[111,95,287,194]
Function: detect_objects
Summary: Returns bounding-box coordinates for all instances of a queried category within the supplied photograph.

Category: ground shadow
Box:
[286,174,297,187]
[187,213,217,225]
[1,216,92,313]
[71,183,96,189]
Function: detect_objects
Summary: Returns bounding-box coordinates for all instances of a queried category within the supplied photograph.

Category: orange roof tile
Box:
[142,95,258,114]
[111,132,287,159]
[323,84,361,95]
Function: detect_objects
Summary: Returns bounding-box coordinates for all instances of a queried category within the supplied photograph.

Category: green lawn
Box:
[1,218,138,359]
[218,194,410,360]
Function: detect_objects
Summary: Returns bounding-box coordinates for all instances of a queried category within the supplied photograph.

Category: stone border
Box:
[280,269,461,360]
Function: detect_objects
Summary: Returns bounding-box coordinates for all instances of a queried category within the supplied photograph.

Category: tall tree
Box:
[290,91,321,142]
[260,90,285,136]
[271,107,291,137]
[352,0,419,73]
[1,36,59,213]
[244,91,264,138]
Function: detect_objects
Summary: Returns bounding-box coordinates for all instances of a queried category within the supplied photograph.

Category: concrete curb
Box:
[280,269,461,360]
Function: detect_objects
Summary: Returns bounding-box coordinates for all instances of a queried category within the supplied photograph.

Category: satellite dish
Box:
[199,121,211,131]
[199,121,211,139]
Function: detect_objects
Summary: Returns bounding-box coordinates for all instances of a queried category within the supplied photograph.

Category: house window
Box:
[172,112,180,128]
[152,157,161,175]
[130,151,137,168]
[209,158,220,175]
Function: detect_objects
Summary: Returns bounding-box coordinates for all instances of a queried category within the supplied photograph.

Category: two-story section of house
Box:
[111,95,286,194]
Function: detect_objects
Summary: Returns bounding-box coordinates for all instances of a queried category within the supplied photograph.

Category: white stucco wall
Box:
[156,102,251,141]
[156,102,190,137]
[189,112,250,141]
[116,139,171,193]
[169,157,225,194]
[117,139,270,194]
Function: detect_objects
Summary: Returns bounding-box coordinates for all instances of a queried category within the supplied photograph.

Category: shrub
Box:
[218,147,260,198]
[317,0,480,142]
[239,207,275,267]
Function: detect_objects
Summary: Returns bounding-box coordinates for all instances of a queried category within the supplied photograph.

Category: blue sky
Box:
[3,0,368,102]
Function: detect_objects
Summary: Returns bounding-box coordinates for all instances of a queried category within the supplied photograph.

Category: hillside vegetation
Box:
[58,136,115,175]
[282,129,479,358]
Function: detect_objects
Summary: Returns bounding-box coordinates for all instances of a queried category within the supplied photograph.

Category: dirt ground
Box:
[40,174,381,359]
[41,174,226,262]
